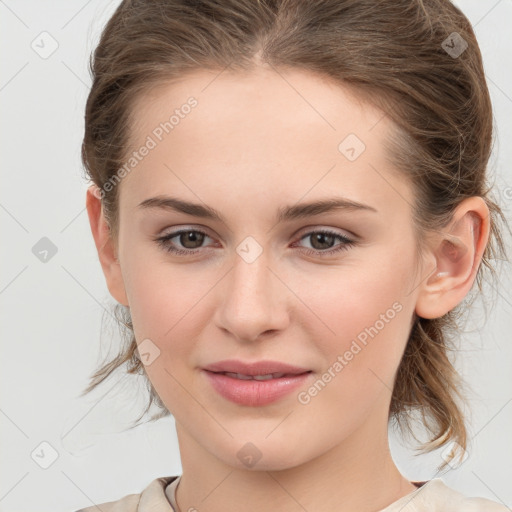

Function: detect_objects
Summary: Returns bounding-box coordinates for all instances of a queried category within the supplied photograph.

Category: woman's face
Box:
[111,67,426,470]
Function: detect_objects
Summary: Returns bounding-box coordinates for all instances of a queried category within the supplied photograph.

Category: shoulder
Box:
[407,478,509,512]
[74,476,178,512]
[74,492,140,512]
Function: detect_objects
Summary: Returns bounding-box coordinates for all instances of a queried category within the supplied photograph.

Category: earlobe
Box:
[85,185,129,307]
[414,198,490,319]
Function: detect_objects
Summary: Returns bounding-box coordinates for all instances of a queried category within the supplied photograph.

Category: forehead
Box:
[120,67,414,221]
[128,66,381,146]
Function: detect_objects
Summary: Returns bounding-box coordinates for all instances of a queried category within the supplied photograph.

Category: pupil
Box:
[312,233,334,250]
[182,231,204,248]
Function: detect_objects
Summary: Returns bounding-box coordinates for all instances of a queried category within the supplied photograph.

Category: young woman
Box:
[78,0,509,510]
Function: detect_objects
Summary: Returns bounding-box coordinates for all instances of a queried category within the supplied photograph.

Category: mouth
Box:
[206,370,312,381]
[202,369,314,406]
[202,359,312,377]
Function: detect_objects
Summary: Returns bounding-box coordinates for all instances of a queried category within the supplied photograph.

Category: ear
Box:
[85,185,129,307]
[414,196,490,319]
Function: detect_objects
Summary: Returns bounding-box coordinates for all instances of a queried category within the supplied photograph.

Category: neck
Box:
[173,405,416,512]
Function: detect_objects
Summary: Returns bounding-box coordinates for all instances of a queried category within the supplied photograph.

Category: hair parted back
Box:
[81,0,508,469]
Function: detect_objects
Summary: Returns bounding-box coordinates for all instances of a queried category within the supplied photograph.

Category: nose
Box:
[214,248,290,343]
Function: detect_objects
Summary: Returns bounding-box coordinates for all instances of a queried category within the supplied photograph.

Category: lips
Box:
[201,359,313,406]
[202,359,311,377]
[203,371,312,406]
[217,371,292,380]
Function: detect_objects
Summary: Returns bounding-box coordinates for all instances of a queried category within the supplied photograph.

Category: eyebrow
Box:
[137,195,377,223]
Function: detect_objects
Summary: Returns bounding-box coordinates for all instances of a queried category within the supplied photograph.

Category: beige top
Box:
[75,475,509,511]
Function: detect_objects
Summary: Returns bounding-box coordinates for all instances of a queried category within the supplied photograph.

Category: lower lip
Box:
[203,370,312,406]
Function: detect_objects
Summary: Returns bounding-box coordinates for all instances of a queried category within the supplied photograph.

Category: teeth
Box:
[223,372,287,380]
[224,372,253,380]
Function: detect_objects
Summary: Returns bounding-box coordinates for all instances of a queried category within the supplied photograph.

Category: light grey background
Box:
[1,1,511,511]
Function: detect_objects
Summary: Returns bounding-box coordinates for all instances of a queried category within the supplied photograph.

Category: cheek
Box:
[298,245,415,393]
[120,250,218,385]
[121,242,206,335]
[120,257,207,410]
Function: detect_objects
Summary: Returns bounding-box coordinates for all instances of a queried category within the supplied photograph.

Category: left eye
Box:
[293,229,356,256]
[154,228,356,257]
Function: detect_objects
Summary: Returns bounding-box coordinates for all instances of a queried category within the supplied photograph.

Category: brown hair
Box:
[81,0,508,469]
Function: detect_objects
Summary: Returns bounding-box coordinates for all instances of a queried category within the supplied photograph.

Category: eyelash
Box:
[154,228,356,258]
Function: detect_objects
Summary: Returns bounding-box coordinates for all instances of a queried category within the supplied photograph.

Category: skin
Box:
[86,65,489,512]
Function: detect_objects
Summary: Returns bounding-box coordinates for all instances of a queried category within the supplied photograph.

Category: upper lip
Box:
[203,359,311,376]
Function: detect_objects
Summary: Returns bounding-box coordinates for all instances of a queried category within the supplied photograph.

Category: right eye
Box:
[154,228,215,255]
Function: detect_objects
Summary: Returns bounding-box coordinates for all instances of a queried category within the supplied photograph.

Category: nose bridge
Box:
[215,243,288,341]
[232,246,272,301]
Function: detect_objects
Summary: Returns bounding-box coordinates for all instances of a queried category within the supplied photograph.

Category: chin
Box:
[217,436,314,472]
